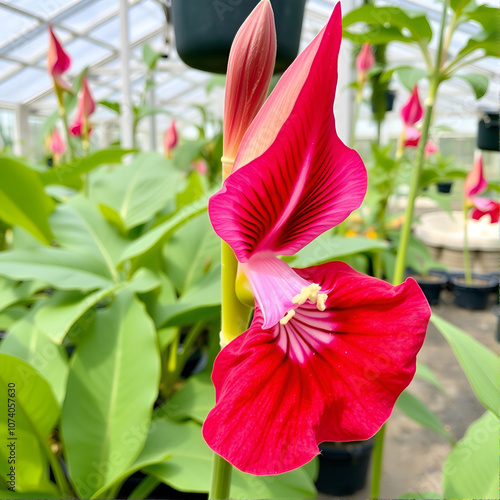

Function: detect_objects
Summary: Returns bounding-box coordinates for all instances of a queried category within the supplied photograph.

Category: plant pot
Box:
[409,270,449,305]
[315,439,374,496]
[449,273,499,310]
[477,111,499,151]
[170,0,306,74]
[371,89,396,113]
[436,181,452,193]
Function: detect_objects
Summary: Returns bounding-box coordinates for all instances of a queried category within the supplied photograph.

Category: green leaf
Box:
[159,266,221,327]
[0,248,114,291]
[399,493,442,499]
[127,268,161,293]
[62,289,161,498]
[142,43,161,70]
[40,148,134,187]
[34,285,122,344]
[454,73,489,99]
[90,152,183,229]
[158,373,214,424]
[0,277,45,311]
[396,391,454,443]
[143,420,316,499]
[163,213,220,294]
[442,411,499,499]
[394,66,429,91]
[415,362,446,394]
[431,314,500,417]
[135,106,171,122]
[50,196,128,276]
[98,100,120,114]
[286,234,388,269]
[0,156,55,244]
[119,199,208,263]
[455,29,499,60]
[0,354,60,495]
[0,310,68,405]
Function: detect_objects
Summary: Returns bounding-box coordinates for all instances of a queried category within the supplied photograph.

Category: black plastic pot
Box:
[477,112,499,151]
[170,0,306,74]
[436,182,452,193]
[315,439,374,496]
[410,270,449,305]
[371,89,396,113]
[450,273,499,310]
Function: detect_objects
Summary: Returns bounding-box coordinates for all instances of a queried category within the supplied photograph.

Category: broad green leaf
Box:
[142,43,161,70]
[176,171,206,210]
[158,373,214,424]
[342,26,410,45]
[90,152,183,229]
[40,148,134,187]
[415,362,445,393]
[0,277,45,311]
[0,156,55,244]
[135,106,171,122]
[50,196,128,276]
[0,354,60,495]
[158,266,221,327]
[62,289,161,498]
[450,0,473,14]
[431,314,500,417]
[454,73,489,99]
[163,213,220,294]
[144,273,177,328]
[399,493,442,499]
[127,268,161,293]
[442,411,498,499]
[172,140,211,171]
[0,248,114,291]
[343,5,433,44]
[119,199,208,263]
[394,66,428,91]
[144,420,316,499]
[35,285,122,344]
[396,391,454,443]
[0,310,68,405]
[465,4,500,33]
[157,327,177,351]
[286,234,388,269]
[455,29,499,60]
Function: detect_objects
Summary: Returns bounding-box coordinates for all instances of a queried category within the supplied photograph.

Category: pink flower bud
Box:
[223,0,276,172]
[164,120,178,158]
[47,25,72,94]
[356,43,374,73]
[424,141,438,156]
[70,77,95,137]
[400,85,423,126]
[50,129,66,155]
[464,155,487,199]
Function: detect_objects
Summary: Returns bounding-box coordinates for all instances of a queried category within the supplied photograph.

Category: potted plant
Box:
[170,0,306,73]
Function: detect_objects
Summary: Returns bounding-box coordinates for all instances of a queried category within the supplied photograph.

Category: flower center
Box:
[280,283,328,325]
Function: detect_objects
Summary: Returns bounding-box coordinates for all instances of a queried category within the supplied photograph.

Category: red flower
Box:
[70,76,95,137]
[164,120,178,158]
[47,25,72,96]
[203,4,430,475]
[356,43,375,73]
[400,85,423,127]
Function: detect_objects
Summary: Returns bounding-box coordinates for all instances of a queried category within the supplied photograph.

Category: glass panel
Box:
[0,67,50,102]
[0,7,38,47]
[63,38,111,73]
[60,0,117,32]
[8,0,79,20]
[0,60,20,80]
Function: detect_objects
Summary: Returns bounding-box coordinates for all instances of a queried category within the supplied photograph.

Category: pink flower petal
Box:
[231,2,342,173]
[424,140,438,155]
[203,261,430,475]
[400,85,423,127]
[70,77,95,137]
[464,155,487,199]
[241,254,311,329]
[50,129,66,155]
[164,120,178,153]
[47,25,71,77]
[471,198,499,223]
[404,127,421,147]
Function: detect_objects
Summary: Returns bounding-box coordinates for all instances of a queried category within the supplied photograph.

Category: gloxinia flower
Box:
[400,84,423,126]
[403,127,438,155]
[209,3,367,332]
[47,25,72,98]
[203,262,430,474]
[471,197,499,223]
[356,43,375,74]
[50,128,66,155]
[164,120,178,158]
[70,76,95,137]
[464,155,487,199]
[222,0,276,175]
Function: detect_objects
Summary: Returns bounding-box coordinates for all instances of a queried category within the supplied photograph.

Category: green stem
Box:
[210,454,233,500]
[370,423,386,499]
[349,84,363,148]
[44,440,74,498]
[463,202,472,284]
[59,105,75,162]
[128,475,160,499]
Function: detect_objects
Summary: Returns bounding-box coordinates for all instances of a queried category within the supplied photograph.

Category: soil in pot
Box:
[316,439,374,496]
[408,270,448,305]
[450,274,499,310]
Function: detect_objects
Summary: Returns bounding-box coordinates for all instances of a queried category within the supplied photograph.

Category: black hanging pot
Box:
[315,439,375,496]
[170,0,306,74]
[436,181,453,193]
[450,273,499,310]
[477,111,499,151]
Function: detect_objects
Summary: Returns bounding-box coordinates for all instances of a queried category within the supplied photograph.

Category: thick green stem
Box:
[128,475,160,499]
[370,423,386,499]
[210,454,233,500]
[463,202,472,284]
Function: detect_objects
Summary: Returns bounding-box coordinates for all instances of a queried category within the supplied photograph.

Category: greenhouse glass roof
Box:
[0,0,498,145]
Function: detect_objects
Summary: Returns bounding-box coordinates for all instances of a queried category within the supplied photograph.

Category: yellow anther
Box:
[293,283,328,312]
[280,309,296,325]
[316,293,328,311]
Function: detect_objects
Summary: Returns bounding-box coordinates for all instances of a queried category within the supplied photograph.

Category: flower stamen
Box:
[280,309,296,325]
[293,283,327,311]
